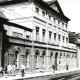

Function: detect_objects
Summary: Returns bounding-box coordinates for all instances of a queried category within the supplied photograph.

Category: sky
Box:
[44,0,80,33]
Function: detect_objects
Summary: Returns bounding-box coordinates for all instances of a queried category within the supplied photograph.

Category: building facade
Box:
[0,0,77,73]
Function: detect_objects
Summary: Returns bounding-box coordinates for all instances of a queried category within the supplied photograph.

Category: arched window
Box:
[68,53,70,58]
[64,53,65,57]
[25,49,30,68]
[67,53,68,58]
[60,53,62,57]
[75,54,77,58]
[35,50,39,68]
[14,50,19,68]
[42,51,46,67]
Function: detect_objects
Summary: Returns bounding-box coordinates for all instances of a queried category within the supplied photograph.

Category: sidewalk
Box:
[0,69,80,80]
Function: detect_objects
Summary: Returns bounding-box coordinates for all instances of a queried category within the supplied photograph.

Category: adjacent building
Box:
[0,0,77,73]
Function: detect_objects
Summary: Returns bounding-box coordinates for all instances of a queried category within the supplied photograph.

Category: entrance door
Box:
[15,51,19,68]
[55,52,58,70]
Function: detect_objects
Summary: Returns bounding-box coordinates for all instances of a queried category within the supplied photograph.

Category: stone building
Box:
[0,0,77,73]
[69,32,80,69]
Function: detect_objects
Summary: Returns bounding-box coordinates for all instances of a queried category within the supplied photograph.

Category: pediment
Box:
[46,0,64,15]
[50,3,59,12]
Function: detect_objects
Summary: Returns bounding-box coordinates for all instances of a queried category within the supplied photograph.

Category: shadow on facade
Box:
[0,15,11,68]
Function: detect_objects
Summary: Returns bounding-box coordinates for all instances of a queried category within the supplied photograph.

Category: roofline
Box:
[0,0,29,6]
[34,0,70,21]
[0,0,70,21]
[0,17,8,22]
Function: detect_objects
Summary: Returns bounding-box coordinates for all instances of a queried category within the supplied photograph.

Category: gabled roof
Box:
[46,0,64,15]
[0,0,70,21]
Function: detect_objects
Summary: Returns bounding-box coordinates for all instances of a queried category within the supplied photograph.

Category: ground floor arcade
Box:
[2,45,77,74]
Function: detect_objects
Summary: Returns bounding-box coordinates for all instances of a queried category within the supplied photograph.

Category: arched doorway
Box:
[14,50,19,69]
[55,52,58,70]
[35,50,40,68]
[25,49,30,68]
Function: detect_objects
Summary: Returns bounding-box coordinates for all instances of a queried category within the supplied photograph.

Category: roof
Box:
[0,11,6,18]
[0,0,70,21]
[46,0,56,4]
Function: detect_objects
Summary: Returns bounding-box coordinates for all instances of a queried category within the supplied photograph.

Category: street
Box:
[21,71,80,80]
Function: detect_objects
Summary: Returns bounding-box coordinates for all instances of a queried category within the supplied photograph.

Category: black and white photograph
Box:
[0,0,80,80]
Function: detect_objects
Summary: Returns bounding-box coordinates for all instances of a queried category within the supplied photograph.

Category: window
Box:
[26,35,30,40]
[54,18,56,22]
[63,36,65,42]
[49,31,52,39]
[42,11,45,16]
[62,22,64,26]
[58,34,61,41]
[54,33,56,41]
[36,27,39,41]
[66,24,67,30]
[66,37,68,43]
[36,27,39,34]
[14,50,19,69]
[42,29,45,36]
[35,50,39,68]
[75,54,77,58]
[42,29,46,42]
[25,50,30,68]
[60,53,62,57]
[58,20,60,24]
[72,54,74,58]
[36,7,39,13]
[50,52,53,67]
[49,15,51,20]
[42,51,46,67]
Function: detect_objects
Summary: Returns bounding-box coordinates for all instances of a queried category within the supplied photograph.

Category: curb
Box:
[15,70,80,80]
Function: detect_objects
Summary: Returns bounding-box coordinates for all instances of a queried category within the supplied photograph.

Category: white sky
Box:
[44,0,80,33]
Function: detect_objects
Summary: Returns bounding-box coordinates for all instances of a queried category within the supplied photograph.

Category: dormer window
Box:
[42,11,45,16]
[58,20,60,24]
[49,15,51,20]
[62,22,64,26]
[66,24,67,30]
[54,18,56,22]
[36,7,39,13]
